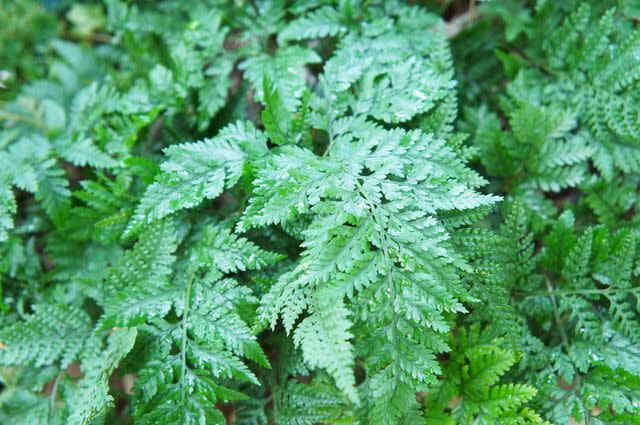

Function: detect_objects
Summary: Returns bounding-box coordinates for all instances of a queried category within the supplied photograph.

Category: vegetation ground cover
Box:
[0,1,639,424]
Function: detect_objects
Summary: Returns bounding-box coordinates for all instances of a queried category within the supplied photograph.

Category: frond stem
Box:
[545,278,571,354]
[352,174,402,378]
[48,371,63,423]
[179,272,196,403]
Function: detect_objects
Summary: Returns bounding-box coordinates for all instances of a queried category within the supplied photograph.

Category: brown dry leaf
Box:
[447,396,462,409]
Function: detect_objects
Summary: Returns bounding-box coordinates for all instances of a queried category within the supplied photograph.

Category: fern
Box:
[424,325,547,424]
[274,380,347,425]
[129,222,273,423]
[279,5,348,42]
[0,184,16,242]
[2,1,640,424]
[98,219,177,329]
[240,46,320,112]
[500,201,640,423]
[127,121,268,234]
[240,5,499,419]
[66,328,138,425]
[0,303,91,368]
[96,218,275,423]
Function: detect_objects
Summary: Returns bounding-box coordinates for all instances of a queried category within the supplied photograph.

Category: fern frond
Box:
[66,328,137,425]
[274,380,347,425]
[127,121,268,234]
[99,219,177,328]
[0,304,91,368]
[240,46,321,112]
[0,184,16,242]
[278,6,347,42]
[425,325,544,424]
[245,113,498,422]
[294,297,358,403]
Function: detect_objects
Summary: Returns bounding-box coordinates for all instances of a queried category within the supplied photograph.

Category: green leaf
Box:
[67,328,137,425]
[127,121,267,234]
[0,304,92,368]
[240,46,321,112]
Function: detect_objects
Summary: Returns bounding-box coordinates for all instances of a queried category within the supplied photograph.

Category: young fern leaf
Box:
[68,172,136,243]
[471,103,592,197]
[240,46,320,112]
[508,103,591,192]
[424,325,547,425]
[261,74,292,147]
[167,11,232,129]
[465,227,521,349]
[189,224,281,275]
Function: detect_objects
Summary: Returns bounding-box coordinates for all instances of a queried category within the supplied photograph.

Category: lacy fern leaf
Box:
[127,121,268,234]
[2,1,640,424]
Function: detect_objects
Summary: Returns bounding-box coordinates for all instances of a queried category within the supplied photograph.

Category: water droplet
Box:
[413,90,427,100]
[394,112,409,121]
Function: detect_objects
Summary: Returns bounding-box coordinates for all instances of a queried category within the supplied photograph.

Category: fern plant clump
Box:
[0,1,639,424]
